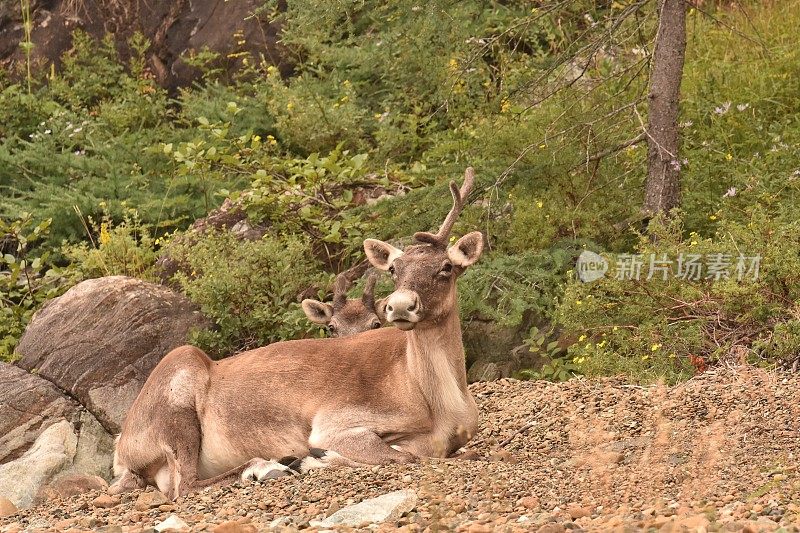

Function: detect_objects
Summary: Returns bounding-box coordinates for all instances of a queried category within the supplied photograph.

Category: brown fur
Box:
[110,168,483,499]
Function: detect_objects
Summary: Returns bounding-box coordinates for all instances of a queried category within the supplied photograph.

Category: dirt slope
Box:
[2,365,799,532]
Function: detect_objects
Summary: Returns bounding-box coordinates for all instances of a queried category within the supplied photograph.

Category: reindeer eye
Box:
[388,265,396,275]
[327,324,337,334]
[371,321,381,329]
[439,262,453,276]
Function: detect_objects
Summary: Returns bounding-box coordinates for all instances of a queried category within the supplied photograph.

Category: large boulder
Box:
[15,276,208,433]
[0,363,79,463]
[0,0,290,91]
[0,421,77,509]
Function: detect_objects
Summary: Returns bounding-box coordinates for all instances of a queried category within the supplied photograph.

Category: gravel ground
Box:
[3,365,800,532]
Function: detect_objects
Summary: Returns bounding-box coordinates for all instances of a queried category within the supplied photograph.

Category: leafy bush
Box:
[556,213,800,383]
[166,232,326,358]
[0,216,67,360]
[62,210,158,281]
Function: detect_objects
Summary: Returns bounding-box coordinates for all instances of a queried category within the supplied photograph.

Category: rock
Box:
[135,490,170,511]
[567,505,591,520]
[467,360,502,382]
[0,363,78,463]
[68,411,115,480]
[0,421,77,508]
[519,496,541,510]
[35,473,108,503]
[536,524,565,533]
[0,1,289,91]
[92,494,118,509]
[212,522,257,533]
[154,514,189,532]
[0,497,17,518]
[16,276,208,433]
[311,490,417,527]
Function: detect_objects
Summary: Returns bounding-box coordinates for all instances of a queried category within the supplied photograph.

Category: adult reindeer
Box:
[110,167,483,499]
[302,270,383,337]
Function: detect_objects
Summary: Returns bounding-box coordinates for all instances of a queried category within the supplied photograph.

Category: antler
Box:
[414,167,475,247]
[361,271,378,310]
[332,272,351,311]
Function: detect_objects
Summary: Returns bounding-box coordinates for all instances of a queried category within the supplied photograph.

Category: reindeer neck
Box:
[404,305,470,415]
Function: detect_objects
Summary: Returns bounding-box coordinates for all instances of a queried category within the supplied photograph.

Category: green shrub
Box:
[62,210,158,281]
[0,216,68,360]
[556,213,800,383]
[166,231,326,357]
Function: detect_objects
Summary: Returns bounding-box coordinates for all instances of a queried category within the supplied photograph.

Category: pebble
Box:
[91,495,118,509]
[2,367,800,533]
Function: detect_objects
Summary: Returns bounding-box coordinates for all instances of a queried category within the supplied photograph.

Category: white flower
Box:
[736,103,750,112]
[714,102,731,115]
[679,121,693,128]
[722,187,737,198]
[44,129,51,134]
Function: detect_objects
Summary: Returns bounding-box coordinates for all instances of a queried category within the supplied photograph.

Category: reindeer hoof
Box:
[241,458,297,482]
[308,447,327,458]
[298,449,344,472]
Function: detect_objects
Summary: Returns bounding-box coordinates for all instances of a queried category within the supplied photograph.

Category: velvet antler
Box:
[361,271,378,310]
[331,272,351,311]
[413,167,475,247]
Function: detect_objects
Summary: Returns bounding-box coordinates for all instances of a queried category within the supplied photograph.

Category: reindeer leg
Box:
[309,427,416,469]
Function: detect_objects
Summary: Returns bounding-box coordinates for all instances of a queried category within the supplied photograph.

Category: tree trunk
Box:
[643,0,687,215]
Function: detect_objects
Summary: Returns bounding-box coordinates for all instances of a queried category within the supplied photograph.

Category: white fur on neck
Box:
[405,309,470,445]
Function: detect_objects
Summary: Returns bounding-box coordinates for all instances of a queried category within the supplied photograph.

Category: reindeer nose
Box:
[386,296,417,314]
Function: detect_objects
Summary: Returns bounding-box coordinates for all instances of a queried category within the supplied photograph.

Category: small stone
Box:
[467,524,493,533]
[135,490,170,511]
[212,522,257,533]
[311,490,417,527]
[567,505,591,520]
[537,524,565,533]
[0,497,18,518]
[92,494,118,509]
[518,496,540,510]
[489,450,515,462]
[154,514,189,532]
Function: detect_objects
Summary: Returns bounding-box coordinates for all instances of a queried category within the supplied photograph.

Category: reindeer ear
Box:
[448,231,484,268]
[301,299,334,325]
[373,297,388,323]
[364,239,404,271]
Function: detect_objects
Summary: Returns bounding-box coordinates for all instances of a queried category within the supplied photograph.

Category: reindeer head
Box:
[302,271,383,337]
[364,167,483,331]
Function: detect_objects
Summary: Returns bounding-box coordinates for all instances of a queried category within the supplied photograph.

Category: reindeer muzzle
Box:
[384,290,420,330]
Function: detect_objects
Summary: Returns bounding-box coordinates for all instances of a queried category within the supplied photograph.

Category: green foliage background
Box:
[2,0,799,379]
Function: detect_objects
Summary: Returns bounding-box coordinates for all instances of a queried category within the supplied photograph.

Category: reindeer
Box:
[302,270,383,337]
[110,168,483,499]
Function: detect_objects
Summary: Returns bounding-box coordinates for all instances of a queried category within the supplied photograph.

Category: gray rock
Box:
[34,473,108,504]
[135,490,170,511]
[0,420,77,508]
[16,276,208,433]
[154,514,189,532]
[467,359,502,382]
[311,490,417,527]
[0,363,79,463]
[69,410,115,480]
